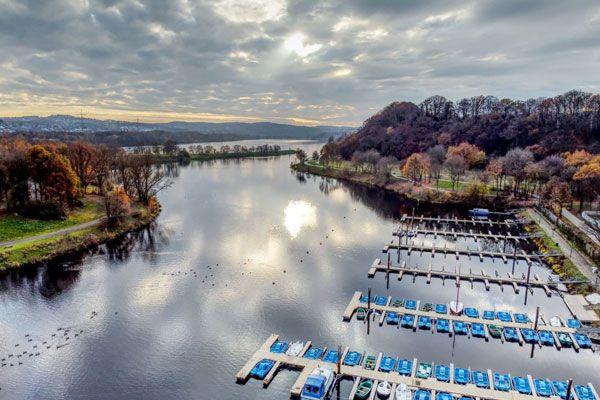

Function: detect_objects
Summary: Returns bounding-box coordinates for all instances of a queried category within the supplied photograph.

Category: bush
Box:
[104,188,131,223]
[22,201,67,220]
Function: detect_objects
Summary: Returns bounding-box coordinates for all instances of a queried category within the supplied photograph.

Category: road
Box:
[561,208,600,247]
[0,218,105,248]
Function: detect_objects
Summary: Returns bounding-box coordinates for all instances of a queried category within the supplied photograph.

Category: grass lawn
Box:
[0,196,104,242]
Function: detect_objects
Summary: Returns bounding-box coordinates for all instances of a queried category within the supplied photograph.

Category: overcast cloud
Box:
[0,0,599,125]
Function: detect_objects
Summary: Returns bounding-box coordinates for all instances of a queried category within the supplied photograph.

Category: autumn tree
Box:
[447,142,486,168]
[104,187,131,223]
[573,157,600,209]
[64,141,97,194]
[444,155,467,190]
[541,177,572,214]
[485,157,504,191]
[27,145,79,208]
[295,149,307,164]
[427,145,446,185]
[503,148,534,196]
[402,153,430,184]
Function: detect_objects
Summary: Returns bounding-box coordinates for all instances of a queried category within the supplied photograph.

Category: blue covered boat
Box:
[574,333,593,349]
[472,370,489,389]
[343,351,362,366]
[414,390,431,400]
[551,381,569,399]
[435,364,450,382]
[514,313,530,324]
[270,341,289,353]
[379,356,396,372]
[454,368,470,385]
[471,323,486,338]
[453,320,468,335]
[469,208,490,217]
[301,367,334,400]
[539,330,554,346]
[521,328,540,344]
[503,327,519,342]
[483,310,495,320]
[534,379,554,397]
[513,376,532,395]
[496,311,512,322]
[405,299,417,310]
[387,311,399,325]
[418,316,432,330]
[575,385,597,400]
[359,295,373,303]
[436,304,448,314]
[494,373,511,391]
[304,347,323,360]
[567,319,582,329]
[250,359,275,379]
[323,350,339,363]
[437,319,450,333]
[375,296,387,306]
[397,359,413,376]
[437,392,453,400]
[465,307,479,318]
[401,314,415,328]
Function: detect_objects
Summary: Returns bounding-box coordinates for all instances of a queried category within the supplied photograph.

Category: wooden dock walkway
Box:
[400,214,527,227]
[394,227,531,242]
[236,334,597,400]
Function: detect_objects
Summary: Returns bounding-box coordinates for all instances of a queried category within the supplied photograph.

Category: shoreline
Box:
[155,149,296,163]
[0,202,161,271]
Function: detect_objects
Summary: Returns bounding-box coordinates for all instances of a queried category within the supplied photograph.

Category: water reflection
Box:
[284,200,317,239]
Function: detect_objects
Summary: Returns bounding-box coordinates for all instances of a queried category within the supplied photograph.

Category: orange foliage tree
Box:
[447,142,486,167]
[402,153,430,184]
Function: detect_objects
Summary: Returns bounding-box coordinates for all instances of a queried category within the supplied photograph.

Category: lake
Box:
[0,140,598,399]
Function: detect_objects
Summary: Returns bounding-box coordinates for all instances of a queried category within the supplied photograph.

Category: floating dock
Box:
[400,214,527,227]
[236,334,598,400]
[564,295,600,323]
[394,227,531,242]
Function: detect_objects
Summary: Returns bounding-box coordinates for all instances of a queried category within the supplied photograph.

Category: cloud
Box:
[0,0,598,126]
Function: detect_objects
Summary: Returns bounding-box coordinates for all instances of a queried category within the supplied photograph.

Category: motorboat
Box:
[395,383,412,400]
[472,370,489,389]
[304,347,323,360]
[496,311,512,322]
[557,332,573,347]
[379,356,396,373]
[539,331,554,346]
[493,372,511,391]
[376,381,392,399]
[464,307,479,318]
[435,364,450,382]
[286,341,304,356]
[356,307,367,321]
[450,301,464,315]
[513,376,532,395]
[397,359,413,376]
[414,389,431,400]
[454,368,470,385]
[453,320,468,335]
[488,324,503,338]
[401,314,415,328]
[549,316,562,327]
[514,313,529,324]
[386,311,399,325]
[375,296,387,306]
[573,333,592,349]
[469,208,490,217]
[355,379,373,400]
[322,350,339,363]
[534,379,553,397]
[436,318,450,333]
[521,328,540,344]
[250,359,275,379]
[405,299,417,310]
[301,367,334,400]
[270,340,289,354]
[363,354,377,370]
[567,319,581,329]
[482,310,494,320]
[418,316,432,330]
[416,362,432,379]
[471,323,486,338]
[344,351,362,366]
[503,327,520,342]
[551,381,568,399]
[436,392,453,400]
[435,304,448,314]
[575,385,596,400]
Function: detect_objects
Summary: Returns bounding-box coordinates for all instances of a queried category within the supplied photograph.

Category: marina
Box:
[399,214,528,227]
[393,227,532,243]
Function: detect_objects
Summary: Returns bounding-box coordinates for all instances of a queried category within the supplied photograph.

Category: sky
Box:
[0,0,599,126]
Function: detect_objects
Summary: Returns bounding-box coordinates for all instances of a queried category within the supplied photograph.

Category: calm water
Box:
[1,142,598,399]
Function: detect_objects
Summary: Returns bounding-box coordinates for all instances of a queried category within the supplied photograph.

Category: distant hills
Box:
[0,115,354,146]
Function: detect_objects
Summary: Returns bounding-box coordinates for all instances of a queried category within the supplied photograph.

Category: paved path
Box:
[0,218,105,248]
[562,208,600,246]
[526,208,598,282]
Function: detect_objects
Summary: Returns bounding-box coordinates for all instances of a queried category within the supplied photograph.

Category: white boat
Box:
[549,316,562,327]
[450,301,464,315]
[377,381,391,398]
[286,341,304,357]
[301,367,334,400]
[396,383,412,400]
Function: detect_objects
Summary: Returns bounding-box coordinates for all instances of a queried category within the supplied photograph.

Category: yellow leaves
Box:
[564,149,593,167]
[447,142,486,167]
[573,160,600,180]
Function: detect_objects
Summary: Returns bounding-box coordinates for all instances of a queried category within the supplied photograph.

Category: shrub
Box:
[22,201,67,220]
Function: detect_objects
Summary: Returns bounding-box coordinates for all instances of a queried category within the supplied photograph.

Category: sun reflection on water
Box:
[284,200,317,238]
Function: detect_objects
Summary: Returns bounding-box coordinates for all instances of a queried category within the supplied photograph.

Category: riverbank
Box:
[0,200,160,270]
[157,149,296,163]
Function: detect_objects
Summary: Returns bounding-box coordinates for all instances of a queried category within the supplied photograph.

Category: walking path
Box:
[562,209,600,247]
[0,218,105,248]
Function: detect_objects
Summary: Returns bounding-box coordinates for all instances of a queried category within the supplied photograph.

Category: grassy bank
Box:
[157,149,296,163]
[0,201,160,270]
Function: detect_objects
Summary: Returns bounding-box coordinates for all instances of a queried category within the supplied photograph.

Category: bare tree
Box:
[129,150,172,204]
[444,155,467,190]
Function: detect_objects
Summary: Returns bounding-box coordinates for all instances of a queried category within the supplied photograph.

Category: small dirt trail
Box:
[0,218,105,248]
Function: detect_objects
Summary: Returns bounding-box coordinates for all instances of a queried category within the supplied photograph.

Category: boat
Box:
[469,208,490,217]
[465,307,479,319]
[355,379,373,400]
[301,367,334,400]
[344,351,362,366]
[416,362,432,379]
[574,333,593,349]
[436,392,453,400]
[359,295,373,304]
[450,301,464,315]
[454,367,470,385]
[437,319,450,333]
[323,350,339,363]
[395,383,412,400]
[363,354,377,370]
[503,327,519,342]
[414,390,431,400]
[551,381,568,399]
[557,332,573,347]
[406,230,416,238]
[539,331,555,346]
[513,376,532,395]
[514,313,530,324]
[250,359,275,379]
[435,304,448,314]
[435,364,450,382]
[375,296,387,306]
[377,381,392,399]
[488,324,503,338]
[472,370,489,389]
[405,299,417,310]
[270,340,289,354]
[483,310,494,320]
[397,359,413,376]
[418,316,432,330]
[304,347,323,360]
[386,311,399,325]
[493,372,511,391]
[286,341,304,356]
[471,323,486,338]
[534,379,553,397]
[575,385,596,400]
[401,314,415,328]
[422,302,433,312]
[453,320,468,335]
[549,316,562,327]
[521,328,540,344]
[567,319,582,329]
[392,299,404,308]
[379,356,396,372]
[496,311,512,322]
[357,307,367,321]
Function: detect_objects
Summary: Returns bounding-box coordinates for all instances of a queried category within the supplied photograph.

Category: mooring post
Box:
[367,288,371,334]
[534,306,540,330]
[524,262,532,305]
[337,344,341,375]
[511,246,517,275]
[566,379,573,400]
